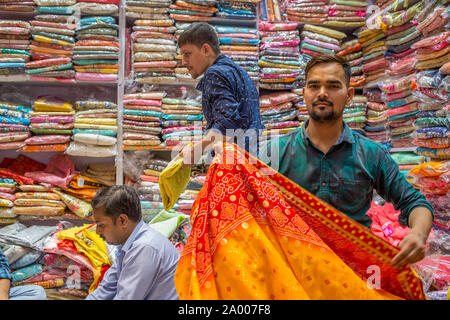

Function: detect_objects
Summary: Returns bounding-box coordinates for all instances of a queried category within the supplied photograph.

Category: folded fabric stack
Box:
[344,95,367,134]
[216,0,257,20]
[325,0,367,28]
[125,0,171,19]
[42,223,111,297]
[82,163,116,187]
[413,31,449,75]
[29,1,78,82]
[66,100,118,157]
[137,158,170,222]
[337,38,364,88]
[259,91,301,141]
[169,0,217,22]
[173,22,194,81]
[285,0,329,24]
[259,21,303,91]
[0,101,31,151]
[161,96,204,148]
[131,18,178,83]
[216,25,259,82]
[0,20,31,81]
[0,178,17,225]
[357,27,387,88]
[363,88,389,146]
[123,90,165,150]
[0,222,71,292]
[390,151,425,174]
[410,70,450,161]
[415,1,448,38]
[24,97,74,153]
[73,17,119,82]
[300,24,346,63]
[63,174,104,203]
[380,74,419,152]
[13,184,66,217]
[77,0,120,16]
[148,209,191,252]
[0,0,36,12]
[291,87,308,127]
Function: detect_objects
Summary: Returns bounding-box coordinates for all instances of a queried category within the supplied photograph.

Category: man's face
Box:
[93,206,125,245]
[180,43,210,79]
[303,62,354,123]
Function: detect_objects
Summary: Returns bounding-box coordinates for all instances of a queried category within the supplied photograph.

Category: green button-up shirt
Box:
[259,120,434,228]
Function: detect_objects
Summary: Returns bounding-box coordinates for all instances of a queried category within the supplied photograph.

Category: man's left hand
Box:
[391,230,427,269]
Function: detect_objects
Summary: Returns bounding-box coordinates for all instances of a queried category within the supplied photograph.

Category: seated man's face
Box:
[93,206,124,245]
[180,43,210,79]
[303,62,353,123]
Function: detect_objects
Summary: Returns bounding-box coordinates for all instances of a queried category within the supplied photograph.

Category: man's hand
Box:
[391,230,427,269]
[0,279,10,300]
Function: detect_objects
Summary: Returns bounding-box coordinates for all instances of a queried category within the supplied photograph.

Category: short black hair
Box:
[305,54,351,87]
[91,185,142,223]
[178,22,221,55]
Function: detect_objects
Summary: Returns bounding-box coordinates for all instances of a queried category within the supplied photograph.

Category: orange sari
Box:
[174,143,425,300]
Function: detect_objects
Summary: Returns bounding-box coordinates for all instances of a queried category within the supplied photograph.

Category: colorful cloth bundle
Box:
[410,70,450,161]
[300,24,346,63]
[0,101,32,150]
[357,27,388,87]
[132,16,178,83]
[0,20,31,81]
[13,184,66,216]
[412,32,449,71]
[28,5,77,83]
[161,95,204,148]
[259,21,303,91]
[337,38,364,87]
[344,95,367,133]
[73,17,119,82]
[24,97,74,153]
[259,91,301,140]
[168,0,217,22]
[122,90,165,150]
[284,0,367,27]
[363,88,389,145]
[216,0,257,20]
[215,25,259,82]
[0,0,36,12]
[66,100,118,157]
[77,0,119,15]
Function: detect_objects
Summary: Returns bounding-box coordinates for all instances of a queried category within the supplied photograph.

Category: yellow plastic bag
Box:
[52,189,92,218]
[159,157,191,211]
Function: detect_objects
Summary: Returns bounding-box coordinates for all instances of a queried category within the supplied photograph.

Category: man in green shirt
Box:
[259,54,434,269]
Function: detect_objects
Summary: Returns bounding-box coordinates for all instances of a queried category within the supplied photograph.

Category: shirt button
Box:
[322,182,326,187]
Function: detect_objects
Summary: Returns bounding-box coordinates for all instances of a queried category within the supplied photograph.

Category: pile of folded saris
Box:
[337,38,364,88]
[77,0,119,16]
[357,27,387,88]
[300,24,345,63]
[169,0,217,22]
[125,0,171,19]
[123,90,164,150]
[24,96,74,153]
[216,25,259,82]
[216,0,257,20]
[0,0,36,12]
[131,16,178,83]
[344,94,367,133]
[363,88,389,146]
[0,100,31,151]
[73,16,119,82]
[0,20,31,81]
[259,21,303,91]
[161,96,204,148]
[28,0,78,83]
[259,90,300,141]
[66,100,118,157]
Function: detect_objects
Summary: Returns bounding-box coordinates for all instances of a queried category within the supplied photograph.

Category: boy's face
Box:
[180,43,212,79]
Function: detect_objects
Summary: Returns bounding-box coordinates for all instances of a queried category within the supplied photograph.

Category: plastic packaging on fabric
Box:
[52,189,92,218]
[66,141,116,157]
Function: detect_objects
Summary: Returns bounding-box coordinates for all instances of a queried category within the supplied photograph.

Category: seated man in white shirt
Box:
[86,185,180,300]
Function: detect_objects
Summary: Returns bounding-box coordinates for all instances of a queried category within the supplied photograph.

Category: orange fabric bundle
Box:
[22,143,69,153]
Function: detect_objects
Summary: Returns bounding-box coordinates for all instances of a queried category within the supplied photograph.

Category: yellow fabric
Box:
[29,111,75,116]
[158,157,191,211]
[34,100,73,113]
[175,217,400,300]
[303,24,347,40]
[58,224,111,293]
[144,169,161,176]
[74,118,117,126]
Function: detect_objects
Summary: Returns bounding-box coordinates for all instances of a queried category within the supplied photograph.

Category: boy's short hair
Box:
[178,22,221,55]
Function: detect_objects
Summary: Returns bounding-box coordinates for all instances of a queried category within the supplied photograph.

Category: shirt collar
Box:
[301,119,356,147]
[196,54,228,91]
[119,220,145,253]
